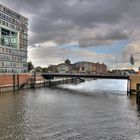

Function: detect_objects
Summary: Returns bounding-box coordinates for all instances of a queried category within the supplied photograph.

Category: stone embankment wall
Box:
[129,75,140,92]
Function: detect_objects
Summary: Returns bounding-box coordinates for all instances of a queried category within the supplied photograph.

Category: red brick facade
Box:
[0,74,32,86]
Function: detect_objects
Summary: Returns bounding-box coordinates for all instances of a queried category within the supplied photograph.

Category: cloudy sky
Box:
[1,0,140,70]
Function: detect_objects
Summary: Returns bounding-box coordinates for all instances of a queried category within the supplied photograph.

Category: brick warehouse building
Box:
[0,3,28,73]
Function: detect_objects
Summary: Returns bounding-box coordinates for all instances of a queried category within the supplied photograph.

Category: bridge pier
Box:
[44,78,46,87]
[31,72,36,88]
[127,79,131,95]
[17,74,19,89]
[129,75,140,93]
[136,84,140,105]
[13,74,16,91]
[49,80,51,87]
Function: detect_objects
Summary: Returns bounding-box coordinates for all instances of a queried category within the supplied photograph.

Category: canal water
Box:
[0,79,140,140]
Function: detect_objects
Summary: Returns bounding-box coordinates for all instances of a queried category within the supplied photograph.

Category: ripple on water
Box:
[0,80,140,139]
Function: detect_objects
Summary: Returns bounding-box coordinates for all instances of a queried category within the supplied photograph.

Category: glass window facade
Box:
[0,3,28,73]
[1,28,18,48]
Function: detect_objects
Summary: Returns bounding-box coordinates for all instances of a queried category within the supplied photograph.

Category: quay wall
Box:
[129,75,140,92]
[0,73,73,93]
[0,73,45,86]
[0,74,31,86]
[1,73,140,94]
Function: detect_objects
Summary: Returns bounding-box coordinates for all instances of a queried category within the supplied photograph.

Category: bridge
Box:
[42,73,129,80]
[41,73,131,95]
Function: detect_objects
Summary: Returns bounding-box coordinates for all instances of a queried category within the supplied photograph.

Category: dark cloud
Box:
[95,30,130,41]
[2,0,140,47]
[1,0,140,68]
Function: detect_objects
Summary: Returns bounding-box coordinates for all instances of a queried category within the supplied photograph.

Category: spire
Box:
[130,55,134,65]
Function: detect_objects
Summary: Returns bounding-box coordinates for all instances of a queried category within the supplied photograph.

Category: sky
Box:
[1,0,140,70]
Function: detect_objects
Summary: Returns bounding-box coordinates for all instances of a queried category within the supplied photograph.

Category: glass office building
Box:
[0,3,28,73]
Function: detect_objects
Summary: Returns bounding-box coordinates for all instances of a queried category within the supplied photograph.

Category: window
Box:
[2,20,5,25]
[5,22,8,26]
[1,28,18,48]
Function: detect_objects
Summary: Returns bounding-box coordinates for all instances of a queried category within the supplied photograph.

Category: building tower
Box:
[0,3,28,73]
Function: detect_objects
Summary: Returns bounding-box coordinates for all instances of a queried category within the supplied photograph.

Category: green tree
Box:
[47,65,57,73]
[42,67,48,73]
[64,59,71,65]
[35,66,43,73]
[28,61,34,72]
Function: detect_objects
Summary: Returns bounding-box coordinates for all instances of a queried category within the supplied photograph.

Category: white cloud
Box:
[28,44,112,67]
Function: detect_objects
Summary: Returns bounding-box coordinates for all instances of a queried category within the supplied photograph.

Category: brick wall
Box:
[0,74,32,86]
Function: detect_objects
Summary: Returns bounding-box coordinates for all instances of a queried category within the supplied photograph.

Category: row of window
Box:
[19,45,27,51]
[1,36,17,48]
[19,47,27,51]
[1,27,18,48]
[0,54,27,62]
[0,68,27,73]
[19,38,27,46]
[0,12,27,29]
[0,47,27,57]
[0,27,28,50]
[0,4,28,24]
[0,61,27,68]
[20,33,28,40]
[0,19,27,34]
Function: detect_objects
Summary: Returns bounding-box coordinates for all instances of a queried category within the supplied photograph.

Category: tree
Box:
[47,65,57,73]
[28,61,34,72]
[35,66,43,72]
[42,67,48,73]
[64,59,71,65]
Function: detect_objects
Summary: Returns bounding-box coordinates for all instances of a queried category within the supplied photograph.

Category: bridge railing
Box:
[41,73,129,80]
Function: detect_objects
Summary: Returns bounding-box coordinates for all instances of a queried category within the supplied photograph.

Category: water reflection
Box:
[58,79,128,95]
[0,92,27,139]
[0,80,140,139]
[137,104,140,117]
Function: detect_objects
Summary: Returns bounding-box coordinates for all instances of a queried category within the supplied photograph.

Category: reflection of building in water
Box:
[0,3,28,73]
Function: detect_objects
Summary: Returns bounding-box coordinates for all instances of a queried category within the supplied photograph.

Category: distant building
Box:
[110,69,136,75]
[71,64,79,73]
[95,62,107,74]
[0,3,28,73]
[54,61,108,74]
[74,61,107,74]
[57,63,72,74]
[75,62,93,73]
[138,67,140,75]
